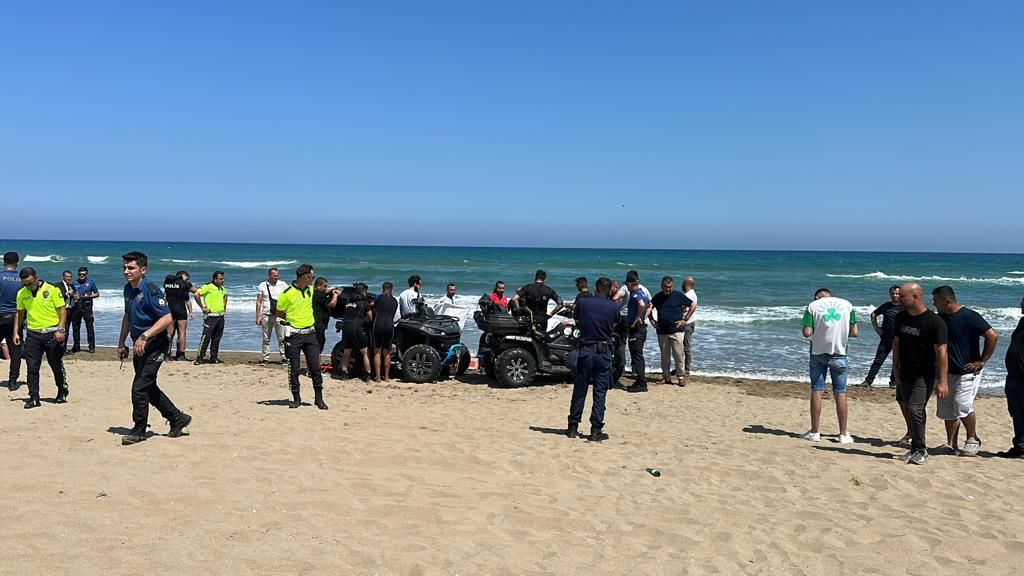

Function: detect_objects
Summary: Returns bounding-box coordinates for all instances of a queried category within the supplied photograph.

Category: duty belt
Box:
[207,312,225,317]
[28,326,61,334]
[290,326,315,335]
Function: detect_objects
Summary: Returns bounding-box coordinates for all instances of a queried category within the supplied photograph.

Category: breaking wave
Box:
[213,260,297,269]
[23,254,64,263]
[87,256,108,264]
[825,271,1024,286]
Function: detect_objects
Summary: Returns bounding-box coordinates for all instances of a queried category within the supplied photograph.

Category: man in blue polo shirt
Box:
[624,271,651,393]
[117,251,192,446]
[70,266,100,353]
[0,251,24,390]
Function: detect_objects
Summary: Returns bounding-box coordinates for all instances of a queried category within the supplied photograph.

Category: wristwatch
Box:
[139,333,149,341]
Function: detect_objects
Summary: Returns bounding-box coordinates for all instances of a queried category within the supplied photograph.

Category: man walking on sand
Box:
[800,288,858,444]
[117,251,192,445]
[932,286,997,456]
[893,282,948,465]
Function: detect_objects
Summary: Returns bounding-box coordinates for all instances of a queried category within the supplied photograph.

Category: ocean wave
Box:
[163,258,200,264]
[24,254,64,263]
[87,256,108,264]
[826,271,1024,285]
[1010,271,1024,275]
[213,260,297,269]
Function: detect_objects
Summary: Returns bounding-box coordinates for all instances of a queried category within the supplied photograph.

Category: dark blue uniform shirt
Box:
[124,276,170,339]
[73,278,99,307]
[577,296,619,345]
[0,270,21,314]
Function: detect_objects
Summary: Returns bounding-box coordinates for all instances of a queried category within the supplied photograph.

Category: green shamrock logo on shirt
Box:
[823,308,841,324]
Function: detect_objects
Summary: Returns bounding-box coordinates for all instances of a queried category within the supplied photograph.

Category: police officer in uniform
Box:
[567,277,620,441]
[70,266,100,353]
[163,271,196,361]
[194,271,228,364]
[13,267,69,408]
[276,263,328,410]
[118,252,192,446]
[1,251,25,390]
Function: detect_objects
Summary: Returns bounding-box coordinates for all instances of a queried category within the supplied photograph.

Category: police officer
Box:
[567,277,620,442]
[163,270,196,361]
[118,251,192,446]
[194,271,228,364]
[276,263,328,410]
[70,266,100,353]
[12,267,69,408]
[0,251,25,390]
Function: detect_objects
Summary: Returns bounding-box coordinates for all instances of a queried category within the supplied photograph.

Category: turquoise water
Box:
[5,240,1023,389]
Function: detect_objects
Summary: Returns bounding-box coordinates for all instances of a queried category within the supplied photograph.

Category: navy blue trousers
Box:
[568,345,612,428]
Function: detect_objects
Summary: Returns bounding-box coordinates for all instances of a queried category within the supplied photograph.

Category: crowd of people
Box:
[1,249,1023,460]
[799,282,1024,463]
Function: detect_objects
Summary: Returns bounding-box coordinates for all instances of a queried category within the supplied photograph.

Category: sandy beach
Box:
[2,351,1022,576]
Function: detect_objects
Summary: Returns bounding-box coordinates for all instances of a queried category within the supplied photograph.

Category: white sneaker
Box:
[800,431,821,442]
[838,434,854,444]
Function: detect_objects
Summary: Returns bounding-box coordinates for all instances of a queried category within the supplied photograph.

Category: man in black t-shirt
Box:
[651,276,694,387]
[312,278,339,353]
[892,282,948,465]
[511,270,564,332]
[340,284,373,382]
[860,285,901,387]
[163,271,196,361]
[932,286,998,456]
[998,295,1024,458]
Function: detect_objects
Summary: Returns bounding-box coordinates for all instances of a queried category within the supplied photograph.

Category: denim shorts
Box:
[809,353,848,393]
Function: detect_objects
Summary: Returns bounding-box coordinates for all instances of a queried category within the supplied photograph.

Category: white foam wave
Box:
[87,256,108,264]
[825,271,1024,285]
[163,259,200,264]
[213,260,297,269]
[1010,271,1024,275]
[24,254,64,263]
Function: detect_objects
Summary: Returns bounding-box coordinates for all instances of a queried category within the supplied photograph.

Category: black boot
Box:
[289,391,302,409]
[122,426,148,445]
[24,397,41,409]
[168,412,192,438]
[55,389,68,404]
[588,426,609,442]
[566,423,578,438]
[314,389,329,411]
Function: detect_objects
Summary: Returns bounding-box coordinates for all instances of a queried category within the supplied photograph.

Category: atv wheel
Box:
[456,347,472,376]
[402,344,441,383]
[496,347,537,388]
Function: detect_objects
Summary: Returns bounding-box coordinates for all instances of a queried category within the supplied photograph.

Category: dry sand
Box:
[2,350,1023,576]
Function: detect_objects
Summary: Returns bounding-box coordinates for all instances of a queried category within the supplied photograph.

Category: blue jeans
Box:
[809,354,848,393]
[568,344,612,428]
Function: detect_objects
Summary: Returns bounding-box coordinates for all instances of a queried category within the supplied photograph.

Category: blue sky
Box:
[2,1,1021,251]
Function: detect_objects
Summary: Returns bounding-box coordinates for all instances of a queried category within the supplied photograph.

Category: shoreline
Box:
[62,345,1006,400]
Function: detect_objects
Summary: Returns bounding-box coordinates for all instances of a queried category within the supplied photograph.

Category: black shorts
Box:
[372,326,395,351]
[343,323,368,350]
[171,308,188,322]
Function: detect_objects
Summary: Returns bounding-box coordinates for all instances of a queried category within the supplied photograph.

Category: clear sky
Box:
[2,1,1021,251]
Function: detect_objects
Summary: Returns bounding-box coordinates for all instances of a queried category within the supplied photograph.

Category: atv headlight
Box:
[423,326,444,336]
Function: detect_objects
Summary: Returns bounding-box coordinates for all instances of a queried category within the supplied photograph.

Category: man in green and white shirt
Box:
[800,288,858,443]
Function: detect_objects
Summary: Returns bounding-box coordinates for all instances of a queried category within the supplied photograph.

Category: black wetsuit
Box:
[372,293,398,350]
[342,297,371,350]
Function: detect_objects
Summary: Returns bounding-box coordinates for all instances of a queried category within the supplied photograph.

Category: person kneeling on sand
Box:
[800,288,858,444]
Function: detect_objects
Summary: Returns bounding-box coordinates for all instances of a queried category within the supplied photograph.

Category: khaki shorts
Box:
[936,371,983,420]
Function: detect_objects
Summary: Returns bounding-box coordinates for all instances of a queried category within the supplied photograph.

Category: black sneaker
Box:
[566,423,579,439]
[7,380,18,392]
[210,358,224,364]
[167,413,192,438]
[175,354,191,362]
[194,358,206,365]
[588,427,609,442]
[626,383,648,393]
[70,347,81,354]
[24,397,41,409]
[88,346,95,353]
[121,427,148,446]
[54,391,68,404]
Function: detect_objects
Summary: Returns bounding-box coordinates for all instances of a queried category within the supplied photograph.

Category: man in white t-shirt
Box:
[398,275,422,317]
[681,276,699,375]
[800,288,858,443]
[256,267,288,364]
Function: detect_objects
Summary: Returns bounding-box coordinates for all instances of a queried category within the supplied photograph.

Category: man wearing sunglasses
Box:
[70,266,99,353]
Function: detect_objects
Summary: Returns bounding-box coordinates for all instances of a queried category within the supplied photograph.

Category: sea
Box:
[4,240,1023,392]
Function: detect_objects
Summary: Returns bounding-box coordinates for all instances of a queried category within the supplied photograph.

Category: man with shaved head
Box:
[892,282,949,465]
